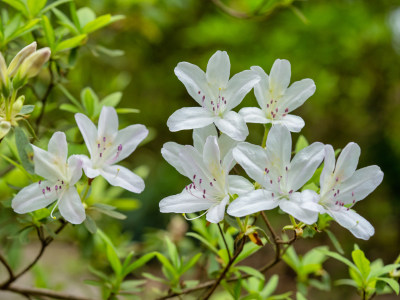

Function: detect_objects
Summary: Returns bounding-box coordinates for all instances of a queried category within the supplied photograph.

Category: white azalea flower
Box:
[160,135,253,223]
[167,50,260,141]
[12,132,85,224]
[228,125,324,224]
[239,59,316,133]
[75,106,148,193]
[317,143,384,240]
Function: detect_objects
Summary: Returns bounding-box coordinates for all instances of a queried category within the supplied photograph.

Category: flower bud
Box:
[17,47,51,79]
[0,52,7,87]
[7,42,37,77]
[12,96,25,115]
[0,120,11,139]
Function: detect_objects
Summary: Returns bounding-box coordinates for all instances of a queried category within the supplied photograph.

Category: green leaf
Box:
[186,232,219,256]
[155,252,176,276]
[296,292,307,300]
[2,0,27,15]
[14,127,34,174]
[91,204,126,220]
[295,135,309,153]
[41,0,71,15]
[123,252,156,276]
[83,14,111,34]
[41,15,55,48]
[352,249,371,279]
[88,266,108,281]
[142,272,168,284]
[321,250,359,273]
[95,45,124,57]
[334,279,358,288]
[57,84,83,109]
[81,87,99,117]
[110,198,140,211]
[236,266,264,280]
[6,18,40,43]
[100,92,122,108]
[59,103,81,113]
[83,215,97,234]
[369,264,400,279]
[19,105,35,115]
[84,279,103,287]
[77,7,96,28]
[69,2,81,31]
[115,108,140,114]
[376,277,399,295]
[325,229,344,254]
[97,230,122,276]
[28,0,46,17]
[165,237,180,269]
[54,34,87,52]
[51,7,79,35]
[262,274,279,297]
[180,253,201,275]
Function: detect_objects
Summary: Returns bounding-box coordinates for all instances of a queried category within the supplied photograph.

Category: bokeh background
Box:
[1,0,400,299]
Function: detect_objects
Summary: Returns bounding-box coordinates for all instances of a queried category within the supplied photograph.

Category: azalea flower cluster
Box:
[12,106,148,224]
[160,51,384,240]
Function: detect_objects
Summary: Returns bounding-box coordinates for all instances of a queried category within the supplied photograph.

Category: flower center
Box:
[93,136,123,167]
[198,88,227,116]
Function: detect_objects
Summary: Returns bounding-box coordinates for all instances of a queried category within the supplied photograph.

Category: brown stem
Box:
[0,253,14,280]
[201,237,246,300]
[0,220,67,289]
[217,223,231,261]
[6,286,93,300]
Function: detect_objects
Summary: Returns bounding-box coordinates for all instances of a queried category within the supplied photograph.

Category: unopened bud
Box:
[0,120,11,139]
[18,47,51,79]
[0,52,7,86]
[7,42,37,77]
[12,96,25,115]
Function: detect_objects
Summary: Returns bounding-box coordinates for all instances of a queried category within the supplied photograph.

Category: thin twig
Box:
[201,237,246,300]
[0,220,67,288]
[217,223,231,261]
[0,253,14,280]
[6,286,93,300]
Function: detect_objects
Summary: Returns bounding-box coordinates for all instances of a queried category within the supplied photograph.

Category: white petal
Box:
[161,142,188,177]
[336,165,383,204]
[12,181,58,213]
[224,70,260,111]
[98,106,118,140]
[280,79,316,112]
[320,145,336,194]
[206,51,230,88]
[273,114,305,133]
[266,125,292,173]
[203,136,221,175]
[219,134,238,171]
[287,142,324,192]
[32,145,64,180]
[239,107,270,124]
[269,59,291,97]
[334,142,361,182]
[193,124,218,153]
[233,142,268,185]
[174,62,211,105]
[113,124,148,163]
[159,188,213,213]
[206,196,229,223]
[167,107,214,132]
[75,154,97,178]
[227,189,279,217]
[251,66,270,109]
[67,155,83,185]
[279,192,320,225]
[75,113,98,156]
[228,175,254,195]
[214,111,248,141]
[48,132,68,161]
[100,164,145,193]
[328,208,374,240]
[58,187,85,224]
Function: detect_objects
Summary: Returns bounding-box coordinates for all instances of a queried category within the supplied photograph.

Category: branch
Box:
[217,223,231,261]
[0,220,67,289]
[6,286,94,300]
[0,253,14,280]
[202,237,246,299]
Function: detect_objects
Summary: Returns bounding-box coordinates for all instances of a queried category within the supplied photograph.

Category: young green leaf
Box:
[41,15,55,49]
[54,34,87,52]
[376,277,399,295]
[351,249,371,279]
[14,127,34,174]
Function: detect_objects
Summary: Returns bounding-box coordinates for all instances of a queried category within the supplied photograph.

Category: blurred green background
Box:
[1,0,400,298]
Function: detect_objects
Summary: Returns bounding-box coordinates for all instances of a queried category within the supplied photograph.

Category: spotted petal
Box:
[12,181,58,213]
